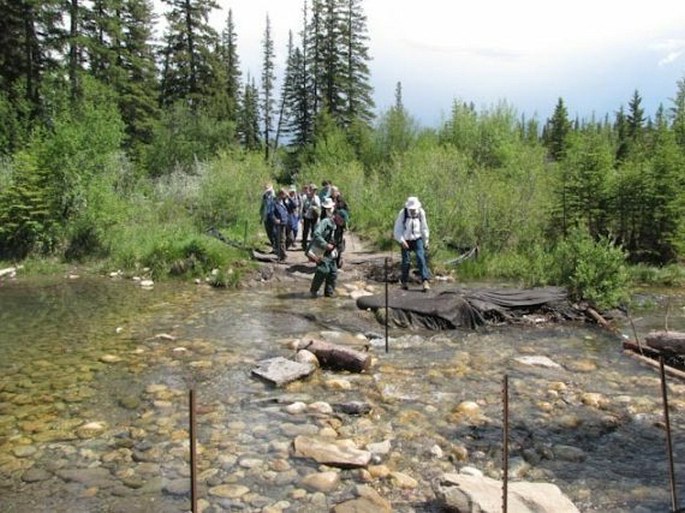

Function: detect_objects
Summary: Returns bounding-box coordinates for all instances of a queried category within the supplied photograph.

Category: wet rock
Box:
[208,483,250,498]
[163,478,190,496]
[390,470,418,488]
[331,484,392,513]
[434,472,580,513]
[56,467,116,488]
[552,444,586,463]
[514,355,562,368]
[21,467,52,482]
[295,349,319,367]
[292,435,372,468]
[251,357,316,386]
[12,445,38,458]
[300,470,341,492]
[333,401,373,415]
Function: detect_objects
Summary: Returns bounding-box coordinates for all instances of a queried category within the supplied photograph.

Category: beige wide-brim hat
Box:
[321,198,335,210]
[405,196,421,210]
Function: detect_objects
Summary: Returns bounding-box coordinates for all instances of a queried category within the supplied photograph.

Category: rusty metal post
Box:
[502,374,509,513]
[659,356,679,512]
[189,389,198,513]
[384,257,389,353]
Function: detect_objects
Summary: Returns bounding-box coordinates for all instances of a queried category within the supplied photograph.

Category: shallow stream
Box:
[1,274,684,512]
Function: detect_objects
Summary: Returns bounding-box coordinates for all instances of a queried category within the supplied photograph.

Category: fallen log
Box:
[645,330,685,355]
[622,340,685,381]
[297,339,371,373]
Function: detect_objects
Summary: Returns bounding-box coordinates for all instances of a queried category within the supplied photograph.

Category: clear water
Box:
[0,275,684,512]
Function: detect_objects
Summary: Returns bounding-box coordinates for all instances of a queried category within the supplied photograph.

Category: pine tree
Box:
[626,89,645,141]
[614,106,629,164]
[159,0,220,109]
[238,74,260,151]
[671,76,685,150]
[260,15,276,161]
[340,0,374,126]
[0,0,65,149]
[286,0,314,149]
[118,0,160,148]
[275,30,297,149]
[544,98,571,161]
[219,9,241,123]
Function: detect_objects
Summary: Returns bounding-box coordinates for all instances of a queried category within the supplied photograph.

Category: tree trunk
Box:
[297,339,371,373]
[645,331,685,355]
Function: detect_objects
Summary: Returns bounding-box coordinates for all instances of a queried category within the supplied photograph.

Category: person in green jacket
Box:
[309,198,345,298]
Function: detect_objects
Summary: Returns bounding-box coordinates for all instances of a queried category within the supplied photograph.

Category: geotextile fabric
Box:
[355,286,571,330]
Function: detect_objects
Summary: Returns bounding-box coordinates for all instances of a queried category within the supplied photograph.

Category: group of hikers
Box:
[260,181,430,297]
[260,180,350,297]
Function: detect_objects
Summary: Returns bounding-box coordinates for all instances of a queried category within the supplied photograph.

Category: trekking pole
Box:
[659,355,679,512]
[384,256,389,354]
[502,374,509,513]
[189,389,198,513]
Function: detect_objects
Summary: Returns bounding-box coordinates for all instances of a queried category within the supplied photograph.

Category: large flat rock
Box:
[293,435,372,469]
[251,357,316,386]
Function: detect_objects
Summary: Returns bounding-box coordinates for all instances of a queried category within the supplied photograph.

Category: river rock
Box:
[331,484,392,513]
[434,472,580,513]
[300,470,341,492]
[251,357,316,386]
[56,467,116,488]
[21,467,52,483]
[208,483,250,498]
[514,355,562,368]
[292,435,372,468]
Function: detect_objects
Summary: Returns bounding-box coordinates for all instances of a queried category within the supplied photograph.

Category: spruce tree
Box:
[260,15,276,161]
[118,0,160,148]
[671,76,685,150]
[544,98,571,161]
[238,74,260,151]
[159,0,220,109]
[219,9,242,124]
[340,0,374,126]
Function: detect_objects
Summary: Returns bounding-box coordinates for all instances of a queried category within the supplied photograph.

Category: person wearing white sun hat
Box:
[393,196,431,291]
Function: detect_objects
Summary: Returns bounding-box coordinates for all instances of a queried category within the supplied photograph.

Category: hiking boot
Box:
[422,281,430,292]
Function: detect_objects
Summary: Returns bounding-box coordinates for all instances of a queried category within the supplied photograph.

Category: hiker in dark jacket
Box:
[272,188,289,262]
[260,184,276,250]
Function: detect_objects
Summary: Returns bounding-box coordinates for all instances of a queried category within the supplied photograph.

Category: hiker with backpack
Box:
[393,196,431,292]
[260,184,276,251]
[308,198,345,298]
[301,183,321,251]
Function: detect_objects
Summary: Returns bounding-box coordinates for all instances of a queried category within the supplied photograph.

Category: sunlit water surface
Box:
[0,275,684,512]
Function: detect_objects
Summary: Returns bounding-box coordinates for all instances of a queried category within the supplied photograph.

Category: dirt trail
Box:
[252,230,392,285]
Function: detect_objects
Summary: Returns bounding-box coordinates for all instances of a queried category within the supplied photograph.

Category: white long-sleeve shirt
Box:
[393,208,429,245]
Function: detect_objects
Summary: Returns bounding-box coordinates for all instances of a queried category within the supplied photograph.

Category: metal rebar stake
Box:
[502,374,509,513]
[189,389,198,513]
[659,356,679,512]
[384,257,389,353]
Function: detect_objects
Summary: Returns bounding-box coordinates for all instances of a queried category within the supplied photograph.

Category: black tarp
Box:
[355,286,578,330]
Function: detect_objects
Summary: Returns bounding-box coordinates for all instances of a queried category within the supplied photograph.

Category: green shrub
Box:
[551,226,629,309]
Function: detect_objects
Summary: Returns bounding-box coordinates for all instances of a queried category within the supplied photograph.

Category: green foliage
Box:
[0,151,52,258]
[145,102,236,177]
[628,264,685,287]
[551,226,629,309]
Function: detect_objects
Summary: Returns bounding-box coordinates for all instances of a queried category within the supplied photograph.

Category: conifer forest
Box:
[1,0,684,306]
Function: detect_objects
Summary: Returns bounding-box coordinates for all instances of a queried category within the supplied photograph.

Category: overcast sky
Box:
[165,0,685,126]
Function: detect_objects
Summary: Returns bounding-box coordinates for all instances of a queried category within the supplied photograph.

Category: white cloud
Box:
[652,39,685,66]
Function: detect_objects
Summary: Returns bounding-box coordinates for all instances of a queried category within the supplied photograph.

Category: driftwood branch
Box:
[298,339,371,373]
